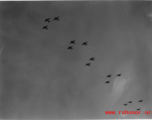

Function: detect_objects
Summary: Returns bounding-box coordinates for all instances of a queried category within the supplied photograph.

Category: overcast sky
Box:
[1,1,152,119]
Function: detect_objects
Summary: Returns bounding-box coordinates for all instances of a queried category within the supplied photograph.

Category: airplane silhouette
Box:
[67,46,73,50]
[70,40,75,44]
[124,104,127,106]
[107,74,111,78]
[137,108,141,111]
[82,42,88,46]
[86,63,91,66]
[138,100,143,102]
[128,101,132,103]
[105,81,110,84]
[89,57,95,61]
[44,18,50,22]
[54,16,60,21]
[43,26,48,30]
[116,74,121,77]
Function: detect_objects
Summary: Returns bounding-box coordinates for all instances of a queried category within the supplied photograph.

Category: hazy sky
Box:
[1,1,152,119]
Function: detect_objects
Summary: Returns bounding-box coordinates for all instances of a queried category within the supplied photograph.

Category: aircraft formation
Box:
[85,57,95,67]
[67,40,76,50]
[123,100,143,111]
[67,40,88,50]
[105,73,121,84]
[67,40,96,67]
[42,16,60,30]
[41,16,145,117]
[104,73,144,116]
[67,40,75,50]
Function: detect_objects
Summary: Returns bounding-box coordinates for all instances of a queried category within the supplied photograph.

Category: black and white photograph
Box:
[1,1,152,119]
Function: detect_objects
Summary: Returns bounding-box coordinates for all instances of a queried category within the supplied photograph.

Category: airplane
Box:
[43,26,48,30]
[89,57,95,61]
[124,104,127,106]
[86,63,91,66]
[138,100,143,102]
[44,18,50,22]
[82,42,88,46]
[116,74,121,77]
[105,81,110,84]
[137,108,141,111]
[70,40,75,44]
[106,74,111,78]
[67,46,73,50]
[54,16,60,21]
[128,101,132,103]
